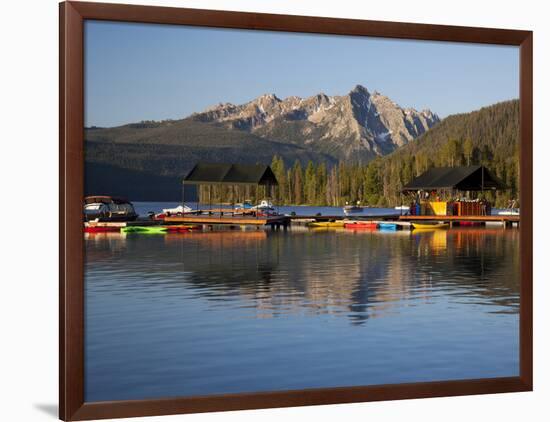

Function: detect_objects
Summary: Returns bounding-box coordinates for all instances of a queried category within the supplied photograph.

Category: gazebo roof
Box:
[183,163,278,186]
[402,166,506,192]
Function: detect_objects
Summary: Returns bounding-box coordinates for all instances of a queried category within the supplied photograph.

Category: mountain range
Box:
[191,84,439,161]
[86,84,439,166]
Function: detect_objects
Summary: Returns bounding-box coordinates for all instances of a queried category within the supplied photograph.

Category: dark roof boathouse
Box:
[181,163,279,211]
[184,163,278,186]
[402,165,506,192]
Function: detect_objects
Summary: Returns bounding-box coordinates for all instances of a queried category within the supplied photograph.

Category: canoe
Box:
[307,221,345,228]
[411,222,450,230]
[378,222,398,231]
[84,226,120,233]
[121,226,167,234]
[344,222,378,229]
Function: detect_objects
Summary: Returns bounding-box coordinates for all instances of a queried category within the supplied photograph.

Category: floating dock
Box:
[164,215,291,229]
[289,214,402,222]
[399,214,519,227]
[85,220,161,227]
[84,213,519,231]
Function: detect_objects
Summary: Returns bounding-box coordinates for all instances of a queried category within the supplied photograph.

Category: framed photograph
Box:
[60,1,532,420]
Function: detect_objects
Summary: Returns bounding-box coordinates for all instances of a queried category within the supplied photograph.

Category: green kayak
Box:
[121,226,167,234]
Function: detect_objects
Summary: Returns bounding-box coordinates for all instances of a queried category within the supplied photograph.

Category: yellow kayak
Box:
[412,222,450,230]
[307,221,345,228]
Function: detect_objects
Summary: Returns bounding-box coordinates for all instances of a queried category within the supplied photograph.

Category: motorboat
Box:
[497,209,519,216]
[83,196,138,222]
[153,204,194,220]
[252,199,274,210]
[497,199,519,216]
[162,205,193,215]
[235,200,254,209]
[251,200,278,216]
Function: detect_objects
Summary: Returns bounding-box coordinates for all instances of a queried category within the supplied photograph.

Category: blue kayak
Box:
[378,222,398,231]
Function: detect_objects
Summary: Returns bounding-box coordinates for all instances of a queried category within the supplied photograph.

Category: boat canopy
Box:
[183,163,279,186]
[84,195,132,204]
[402,165,506,192]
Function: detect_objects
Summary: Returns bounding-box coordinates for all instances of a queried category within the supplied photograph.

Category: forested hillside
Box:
[84,119,334,200]
[373,99,520,206]
[254,100,519,207]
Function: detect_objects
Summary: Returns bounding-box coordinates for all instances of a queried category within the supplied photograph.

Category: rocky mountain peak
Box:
[350,84,370,96]
[256,93,281,106]
[191,85,440,161]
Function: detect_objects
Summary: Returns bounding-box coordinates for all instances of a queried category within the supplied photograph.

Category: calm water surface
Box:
[84,204,519,402]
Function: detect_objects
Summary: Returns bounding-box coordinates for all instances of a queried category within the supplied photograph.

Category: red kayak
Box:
[165,225,202,233]
[84,226,120,233]
[344,222,378,229]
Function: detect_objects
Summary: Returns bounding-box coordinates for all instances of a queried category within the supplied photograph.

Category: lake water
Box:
[84,203,520,402]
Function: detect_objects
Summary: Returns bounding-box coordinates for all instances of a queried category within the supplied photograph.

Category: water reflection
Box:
[86,228,519,322]
[84,227,519,401]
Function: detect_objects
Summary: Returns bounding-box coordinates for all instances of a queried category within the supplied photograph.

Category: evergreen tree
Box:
[463,138,474,166]
[316,162,327,205]
[304,161,317,204]
[292,160,303,205]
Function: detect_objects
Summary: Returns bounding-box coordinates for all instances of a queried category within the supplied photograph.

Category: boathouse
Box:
[163,163,288,229]
[184,163,278,187]
[183,163,278,207]
[402,166,506,216]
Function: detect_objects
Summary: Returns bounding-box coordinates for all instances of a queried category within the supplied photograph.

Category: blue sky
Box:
[84,20,519,128]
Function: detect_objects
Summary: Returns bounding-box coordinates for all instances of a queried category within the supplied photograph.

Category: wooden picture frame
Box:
[59,1,533,420]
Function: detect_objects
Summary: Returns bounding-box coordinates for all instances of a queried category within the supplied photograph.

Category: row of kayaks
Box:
[346,222,400,230]
[84,224,201,234]
[306,220,450,231]
[87,221,451,233]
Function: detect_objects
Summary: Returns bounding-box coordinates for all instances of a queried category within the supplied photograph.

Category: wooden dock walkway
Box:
[399,214,519,227]
[164,215,291,228]
[289,214,402,221]
[85,213,519,230]
[85,220,160,227]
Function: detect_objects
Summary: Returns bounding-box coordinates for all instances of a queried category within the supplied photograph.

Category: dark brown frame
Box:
[60,1,533,420]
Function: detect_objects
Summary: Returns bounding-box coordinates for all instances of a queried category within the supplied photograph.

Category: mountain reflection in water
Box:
[84,227,519,402]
